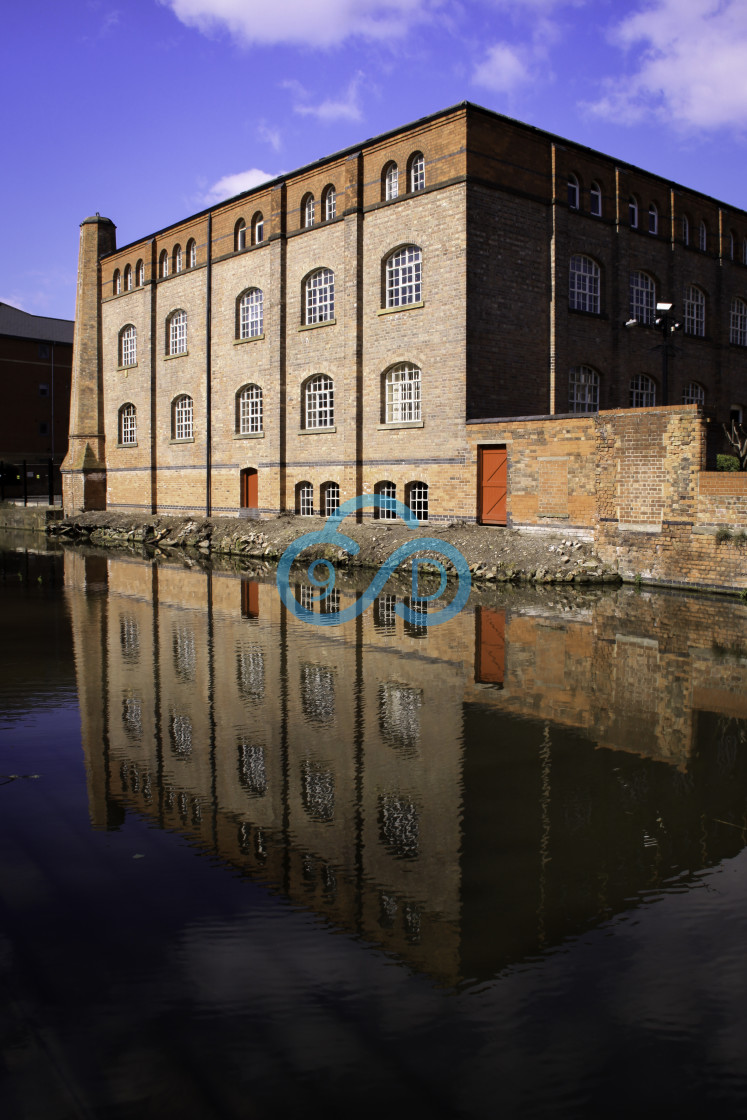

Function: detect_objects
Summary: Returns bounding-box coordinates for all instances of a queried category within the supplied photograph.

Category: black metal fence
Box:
[0,459,62,506]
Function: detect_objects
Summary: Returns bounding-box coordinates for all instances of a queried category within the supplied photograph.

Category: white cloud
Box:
[257,122,282,152]
[587,0,747,130]
[291,74,364,123]
[472,41,531,93]
[159,0,434,48]
[203,168,276,204]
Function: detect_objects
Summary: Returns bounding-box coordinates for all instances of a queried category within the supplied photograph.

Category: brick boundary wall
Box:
[468,406,747,594]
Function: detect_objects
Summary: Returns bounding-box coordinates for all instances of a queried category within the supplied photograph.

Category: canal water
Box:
[1,533,747,1118]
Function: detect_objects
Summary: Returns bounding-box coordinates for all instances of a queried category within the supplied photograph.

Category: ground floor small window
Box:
[297,481,314,516]
[630,374,656,409]
[406,481,428,521]
[375,481,396,520]
[322,481,340,517]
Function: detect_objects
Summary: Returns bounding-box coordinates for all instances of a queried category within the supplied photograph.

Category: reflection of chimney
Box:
[62,214,116,513]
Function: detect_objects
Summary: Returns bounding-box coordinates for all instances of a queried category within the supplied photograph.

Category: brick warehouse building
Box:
[63,101,747,522]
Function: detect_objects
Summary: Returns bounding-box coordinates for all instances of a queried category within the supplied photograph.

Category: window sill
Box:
[165,351,188,360]
[377,420,424,430]
[298,426,336,434]
[298,318,336,332]
[377,301,424,316]
[234,333,265,345]
[116,442,138,449]
[170,437,195,444]
[234,431,265,439]
[117,363,138,372]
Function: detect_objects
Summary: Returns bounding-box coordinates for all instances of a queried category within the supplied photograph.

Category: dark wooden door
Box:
[479,447,507,525]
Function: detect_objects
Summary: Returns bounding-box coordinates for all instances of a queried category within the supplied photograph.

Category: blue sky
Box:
[3,0,747,320]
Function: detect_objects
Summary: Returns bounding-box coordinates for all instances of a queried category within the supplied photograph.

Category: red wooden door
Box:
[475,607,506,686]
[240,468,258,510]
[479,447,507,525]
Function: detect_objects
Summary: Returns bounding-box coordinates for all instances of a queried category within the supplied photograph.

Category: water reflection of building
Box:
[65,550,747,985]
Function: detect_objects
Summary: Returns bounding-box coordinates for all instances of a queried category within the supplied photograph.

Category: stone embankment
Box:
[47,512,623,585]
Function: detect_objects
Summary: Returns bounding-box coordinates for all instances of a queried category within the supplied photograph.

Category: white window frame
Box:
[323,482,340,517]
[569,255,600,313]
[410,153,425,193]
[124,265,132,291]
[253,213,264,244]
[238,385,263,434]
[173,395,193,440]
[699,221,707,251]
[298,482,314,517]
[567,174,579,210]
[324,187,336,221]
[590,182,602,217]
[305,269,335,324]
[375,481,397,520]
[159,251,169,278]
[304,374,334,429]
[114,270,121,295]
[630,374,656,408]
[385,163,399,201]
[304,195,315,228]
[169,310,187,355]
[730,298,747,346]
[629,197,638,228]
[174,245,182,273]
[239,288,263,338]
[629,271,655,325]
[407,481,428,522]
[188,240,197,268]
[684,286,705,337]
[682,382,705,406]
[569,366,599,413]
[385,364,421,423]
[648,204,658,235]
[120,324,137,367]
[137,260,144,286]
[236,221,246,251]
[119,403,137,445]
[386,246,422,308]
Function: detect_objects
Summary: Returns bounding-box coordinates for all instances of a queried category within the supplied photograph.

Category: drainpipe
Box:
[206,214,213,517]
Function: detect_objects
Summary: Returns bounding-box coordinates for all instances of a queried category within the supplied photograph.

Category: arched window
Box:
[296,481,314,517]
[113,269,121,295]
[699,221,707,251]
[238,288,264,339]
[172,394,193,440]
[118,403,137,445]
[684,286,705,336]
[569,255,600,313]
[302,194,315,228]
[136,259,144,286]
[159,250,169,278]
[648,204,658,235]
[187,239,197,268]
[682,382,705,406]
[386,245,422,308]
[167,309,187,355]
[304,268,335,324]
[173,244,182,273]
[323,186,336,221]
[236,384,263,434]
[590,182,602,217]
[235,219,246,251]
[384,363,421,423]
[252,212,264,244]
[630,374,656,408]
[409,152,425,193]
[119,324,137,367]
[374,481,396,520]
[383,162,399,201]
[321,481,340,517]
[682,215,690,245]
[568,366,600,413]
[406,481,428,522]
[123,265,132,291]
[629,271,656,325]
[303,374,334,429]
[730,298,747,346]
[629,196,638,228]
[567,174,579,210]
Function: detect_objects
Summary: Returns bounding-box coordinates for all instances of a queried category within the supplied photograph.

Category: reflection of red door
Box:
[479,447,507,525]
[241,580,259,619]
[240,468,258,510]
[475,607,506,685]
